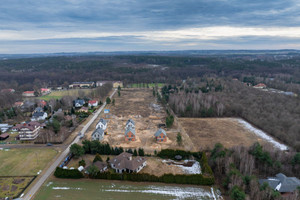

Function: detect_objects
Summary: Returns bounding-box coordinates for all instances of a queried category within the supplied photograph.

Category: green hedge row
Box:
[54,167,84,179]
[94,171,214,185]
[157,149,201,160]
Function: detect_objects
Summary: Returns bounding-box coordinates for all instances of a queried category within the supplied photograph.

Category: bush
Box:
[54,167,83,179]
[93,171,214,185]
[70,144,84,158]
[230,186,246,200]
[93,153,103,162]
[79,159,86,167]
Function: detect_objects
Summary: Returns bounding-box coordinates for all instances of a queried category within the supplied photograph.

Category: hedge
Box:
[93,171,214,185]
[54,167,84,179]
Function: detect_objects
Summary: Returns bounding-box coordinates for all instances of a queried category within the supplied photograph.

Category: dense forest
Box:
[0,54,300,92]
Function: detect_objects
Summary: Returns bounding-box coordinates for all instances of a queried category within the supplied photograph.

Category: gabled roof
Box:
[92,128,104,140]
[154,128,167,137]
[110,152,146,171]
[126,119,135,125]
[34,107,43,113]
[125,128,135,136]
[23,91,34,94]
[259,173,300,193]
[98,118,107,125]
[32,112,46,118]
[88,100,98,104]
[74,99,85,104]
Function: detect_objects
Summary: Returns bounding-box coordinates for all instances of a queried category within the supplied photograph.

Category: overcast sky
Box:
[1,0,300,53]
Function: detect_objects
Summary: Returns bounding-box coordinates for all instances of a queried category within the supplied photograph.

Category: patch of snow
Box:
[235,119,289,151]
[178,161,201,174]
[46,182,53,187]
[211,187,217,200]
[103,185,216,200]
[37,170,42,175]
[52,187,83,190]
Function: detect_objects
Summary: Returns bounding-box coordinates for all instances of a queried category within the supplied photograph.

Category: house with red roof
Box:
[40,88,51,95]
[22,91,35,97]
[88,100,98,107]
[1,89,15,93]
[253,83,267,89]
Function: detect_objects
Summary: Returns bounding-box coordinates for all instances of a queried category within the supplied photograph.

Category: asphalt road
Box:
[21,89,116,200]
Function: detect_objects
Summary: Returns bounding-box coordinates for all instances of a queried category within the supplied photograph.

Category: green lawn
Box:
[37,89,94,101]
[128,83,164,88]
[0,148,58,176]
[35,179,215,200]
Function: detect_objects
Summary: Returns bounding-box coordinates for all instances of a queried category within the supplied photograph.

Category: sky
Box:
[0,0,300,53]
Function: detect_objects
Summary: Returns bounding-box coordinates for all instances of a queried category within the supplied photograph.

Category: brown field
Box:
[179,118,269,150]
[85,88,193,154]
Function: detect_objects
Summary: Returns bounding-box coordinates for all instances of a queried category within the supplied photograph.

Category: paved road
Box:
[22,89,116,200]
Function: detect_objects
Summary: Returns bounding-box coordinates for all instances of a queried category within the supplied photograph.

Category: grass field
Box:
[127,83,164,88]
[0,177,34,199]
[35,179,217,200]
[0,148,58,176]
[179,118,269,150]
[38,89,94,100]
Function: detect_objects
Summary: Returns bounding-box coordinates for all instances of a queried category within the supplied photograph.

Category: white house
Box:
[88,100,98,107]
[31,107,48,121]
[91,128,104,141]
[96,118,107,130]
[125,119,135,129]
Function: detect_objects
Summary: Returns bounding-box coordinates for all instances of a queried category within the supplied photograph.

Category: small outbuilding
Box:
[0,133,9,140]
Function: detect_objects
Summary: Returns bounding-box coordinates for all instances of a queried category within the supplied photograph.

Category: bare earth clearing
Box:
[85,89,191,154]
[179,118,269,150]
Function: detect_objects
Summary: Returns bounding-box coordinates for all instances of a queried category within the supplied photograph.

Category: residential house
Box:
[259,173,300,195]
[40,88,51,95]
[31,107,48,121]
[20,100,35,112]
[91,128,104,141]
[110,152,147,173]
[79,107,89,113]
[14,101,24,107]
[0,133,9,140]
[1,89,15,93]
[96,119,107,130]
[74,99,85,108]
[0,124,13,133]
[253,83,267,89]
[96,81,109,87]
[39,100,47,108]
[69,82,95,89]
[85,161,108,173]
[13,121,44,140]
[125,119,135,129]
[125,127,136,141]
[113,81,123,88]
[22,91,35,97]
[154,128,167,142]
[88,100,98,107]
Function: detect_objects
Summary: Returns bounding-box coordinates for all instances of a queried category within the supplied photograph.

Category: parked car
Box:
[46,143,53,146]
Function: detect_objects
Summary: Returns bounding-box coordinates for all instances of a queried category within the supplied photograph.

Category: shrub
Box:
[54,167,83,179]
[230,185,246,200]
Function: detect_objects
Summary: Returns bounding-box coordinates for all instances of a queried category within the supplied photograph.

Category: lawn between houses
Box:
[37,88,95,101]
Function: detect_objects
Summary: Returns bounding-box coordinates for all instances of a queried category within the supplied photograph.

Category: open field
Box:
[0,176,34,199]
[37,88,94,100]
[179,118,271,150]
[35,179,219,200]
[127,83,164,88]
[0,148,58,176]
[85,88,193,154]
